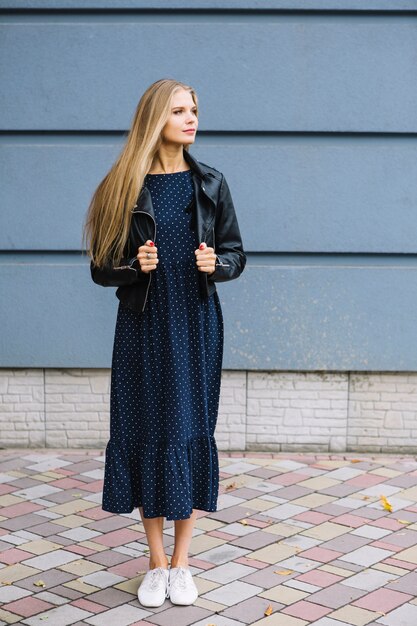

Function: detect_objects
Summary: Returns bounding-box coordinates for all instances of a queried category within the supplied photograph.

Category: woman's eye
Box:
[174,110,197,115]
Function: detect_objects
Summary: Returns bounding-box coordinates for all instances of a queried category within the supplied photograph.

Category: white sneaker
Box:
[137,567,170,607]
[169,566,199,605]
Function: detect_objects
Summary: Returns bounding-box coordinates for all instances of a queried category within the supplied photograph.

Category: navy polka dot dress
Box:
[102,169,224,520]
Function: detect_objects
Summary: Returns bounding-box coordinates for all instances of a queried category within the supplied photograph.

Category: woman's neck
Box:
[149,148,189,174]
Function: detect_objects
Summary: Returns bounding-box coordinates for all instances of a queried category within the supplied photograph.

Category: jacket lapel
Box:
[131,148,218,243]
[184,149,218,242]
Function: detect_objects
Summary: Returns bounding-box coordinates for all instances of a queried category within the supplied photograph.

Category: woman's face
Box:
[161,89,198,147]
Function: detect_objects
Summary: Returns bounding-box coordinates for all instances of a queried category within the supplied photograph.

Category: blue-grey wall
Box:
[1,1,417,370]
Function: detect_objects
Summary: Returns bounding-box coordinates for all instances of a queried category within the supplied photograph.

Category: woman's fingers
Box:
[137,241,158,272]
[195,244,216,273]
[136,241,215,274]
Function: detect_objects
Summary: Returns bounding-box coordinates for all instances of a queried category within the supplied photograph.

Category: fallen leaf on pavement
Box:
[264,604,273,616]
[380,494,393,512]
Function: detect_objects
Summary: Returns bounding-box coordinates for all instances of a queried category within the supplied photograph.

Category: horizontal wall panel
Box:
[2,137,417,253]
[2,2,417,11]
[1,256,417,371]
[1,16,417,131]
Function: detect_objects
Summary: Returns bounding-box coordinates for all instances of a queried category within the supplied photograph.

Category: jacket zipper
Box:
[134,209,157,312]
[203,218,215,243]
[207,223,230,267]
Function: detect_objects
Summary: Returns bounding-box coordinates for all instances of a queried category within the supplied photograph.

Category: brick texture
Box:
[1,369,417,452]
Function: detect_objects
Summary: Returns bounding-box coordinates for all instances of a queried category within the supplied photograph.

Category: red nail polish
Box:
[199,243,205,250]
[149,241,155,247]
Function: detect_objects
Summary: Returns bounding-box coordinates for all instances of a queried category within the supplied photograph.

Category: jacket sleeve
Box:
[90,254,148,287]
[208,174,246,283]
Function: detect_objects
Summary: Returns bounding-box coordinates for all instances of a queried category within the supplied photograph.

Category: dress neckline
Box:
[146,169,192,176]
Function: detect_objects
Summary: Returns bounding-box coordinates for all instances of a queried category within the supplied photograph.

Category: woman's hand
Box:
[137,240,159,273]
[195,242,216,275]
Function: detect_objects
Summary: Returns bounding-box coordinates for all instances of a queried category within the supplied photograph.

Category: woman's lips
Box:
[183,129,195,133]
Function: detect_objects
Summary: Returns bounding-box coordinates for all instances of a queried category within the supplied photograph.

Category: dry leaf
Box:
[264,604,273,616]
[397,519,411,524]
[34,580,46,588]
[72,493,83,497]
[1,581,12,586]
[225,482,237,491]
[350,459,362,463]
[380,494,393,512]
[362,495,371,500]
[274,569,293,576]
[240,519,248,525]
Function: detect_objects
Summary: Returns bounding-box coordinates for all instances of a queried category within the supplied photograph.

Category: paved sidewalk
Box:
[1,451,417,625]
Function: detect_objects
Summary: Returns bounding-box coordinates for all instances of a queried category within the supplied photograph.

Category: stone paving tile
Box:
[221,595,284,623]
[1,451,417,625]
[202,580,263,606]
[13,568,77,591]
[328,605,380,625]
[145,604,213,625]
[350,525,392,540]
[307,582,368,609]
[309,618,352,626]
[230,530,282,550]
[353,587,413,613]
[84,604,150,625]
[340,568,400,592]
[377,602,417,625]
[21,549,84,571]
[239,563,296,589]
[338,546,394,567]
[199,561,257,584]
[319,534,371,553]
[282,599,332,620]
[20,603,93,625]
[385,569,417,594]
[2,595,54,618]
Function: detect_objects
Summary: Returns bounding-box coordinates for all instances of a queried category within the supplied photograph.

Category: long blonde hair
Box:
[82,78,199,268]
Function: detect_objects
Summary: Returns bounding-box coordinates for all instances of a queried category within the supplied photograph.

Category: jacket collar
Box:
[183,148,219,208]
[182,147,207,180]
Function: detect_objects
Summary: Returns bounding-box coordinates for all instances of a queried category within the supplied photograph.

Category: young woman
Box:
[83,78,246,608]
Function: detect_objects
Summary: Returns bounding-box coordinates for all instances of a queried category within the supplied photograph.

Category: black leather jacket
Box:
[90,148,246,312]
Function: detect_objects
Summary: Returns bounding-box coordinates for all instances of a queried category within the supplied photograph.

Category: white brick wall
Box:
[45,370,110,448]
[1,369,417,452]
[348,373,417,452]
[216,371,247,450]
[247,372,348,452]
[0,369,45,447]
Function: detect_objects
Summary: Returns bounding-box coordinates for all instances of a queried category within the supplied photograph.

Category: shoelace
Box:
[171,566,189,590]
[146,567,167,591]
